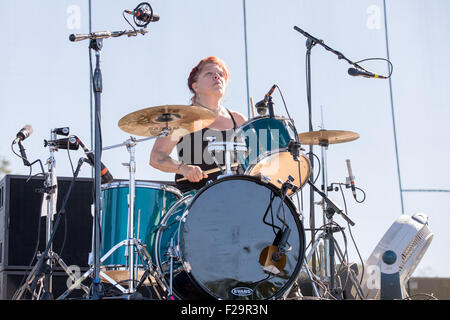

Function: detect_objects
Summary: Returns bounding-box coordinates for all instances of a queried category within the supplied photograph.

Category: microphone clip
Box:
[288,139,301,161]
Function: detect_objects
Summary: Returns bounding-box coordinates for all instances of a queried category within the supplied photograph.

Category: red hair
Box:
[188,56,230,103]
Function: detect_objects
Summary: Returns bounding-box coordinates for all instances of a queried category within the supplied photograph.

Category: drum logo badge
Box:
[231,287,253,297]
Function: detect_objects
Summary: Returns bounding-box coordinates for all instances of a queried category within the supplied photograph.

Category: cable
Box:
[306,151,321,183]
[28,158,86,295]
[354,186,366,203]
[122,10,137,34]
[274,85,305,217]
[58,135,80,258]
[354,57,394,79]
[338,183,365,286]
[15,194,45,299]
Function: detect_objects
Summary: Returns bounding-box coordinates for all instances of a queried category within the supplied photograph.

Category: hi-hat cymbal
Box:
[298,130,360,146]
[118,105,215,137]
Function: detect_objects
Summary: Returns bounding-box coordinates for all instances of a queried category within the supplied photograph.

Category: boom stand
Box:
[67,26,152,299]
[90,38,104,299]
[307,179,355,298]
[13,133,89,299]
[305,36,318,274]
[293,25,372,275]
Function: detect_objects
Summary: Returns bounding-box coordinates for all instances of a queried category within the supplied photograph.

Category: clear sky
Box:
[1,0,449,278]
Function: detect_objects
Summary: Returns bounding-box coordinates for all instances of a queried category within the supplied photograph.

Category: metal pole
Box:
[383,0,404,213]
[242,0,251,119]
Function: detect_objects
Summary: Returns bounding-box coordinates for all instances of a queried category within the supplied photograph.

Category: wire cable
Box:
[338,183,365,285]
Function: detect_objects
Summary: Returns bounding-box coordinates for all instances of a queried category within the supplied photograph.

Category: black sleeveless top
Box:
[175,109,240,193]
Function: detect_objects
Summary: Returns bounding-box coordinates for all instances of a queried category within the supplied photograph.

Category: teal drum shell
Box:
[154,176,305,300]
[234,116,295,170]
[101,181,182,266]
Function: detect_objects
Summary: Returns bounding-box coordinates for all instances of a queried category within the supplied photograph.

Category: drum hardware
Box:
[249,97,256,118]
[254,84,277,117]
[13,128,90,300]
[165,238,179,298]
[206,136,248,178]
[206,136,224,176]
[60,133,172,300]
[300,222,364,300]
[288,139,302,162]
[305,180,356,299]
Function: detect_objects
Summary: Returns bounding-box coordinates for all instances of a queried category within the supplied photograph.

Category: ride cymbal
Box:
[298,130,360,146]
[118,105,215,137]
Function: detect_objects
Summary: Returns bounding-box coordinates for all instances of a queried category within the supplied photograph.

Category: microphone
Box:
[125,9,160,22]
[52,127,70,136]
[13,125,33,144]
[125,2,160,28]
[271,227,291,262]
[44,137,80,150]
[255,84,277,115]
[75,136,114,184]
[346,159,357,199]
[348,67,387,79]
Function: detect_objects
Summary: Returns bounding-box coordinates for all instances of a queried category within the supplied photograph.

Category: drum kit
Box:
[55,103,362,300]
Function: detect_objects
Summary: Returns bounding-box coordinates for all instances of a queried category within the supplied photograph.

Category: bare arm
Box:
[150,136,183,173]
[230,111,248,127]
[150,135,208,182]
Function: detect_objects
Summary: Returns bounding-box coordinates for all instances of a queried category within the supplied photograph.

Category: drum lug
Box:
[183,261,192,273]
[165,243,180,261]
[260,174,272,184]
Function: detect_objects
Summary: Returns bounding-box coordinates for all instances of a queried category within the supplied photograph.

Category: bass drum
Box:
[154,175,305,300]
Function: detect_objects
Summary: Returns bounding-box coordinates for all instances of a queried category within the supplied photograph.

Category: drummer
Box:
[150,56,247,192]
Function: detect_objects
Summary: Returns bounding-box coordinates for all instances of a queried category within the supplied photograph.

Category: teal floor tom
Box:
[100,181,182,268]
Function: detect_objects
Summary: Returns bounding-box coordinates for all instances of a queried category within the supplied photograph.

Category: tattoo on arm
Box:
[156,153,171,164]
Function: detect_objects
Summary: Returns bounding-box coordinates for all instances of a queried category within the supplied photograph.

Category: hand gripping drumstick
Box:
[176,163,239,183]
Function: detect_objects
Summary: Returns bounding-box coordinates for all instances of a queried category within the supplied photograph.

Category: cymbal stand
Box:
[306,179,356,298]
[13,130,89,300]
[59,132,170,300]
[207,138,247,178]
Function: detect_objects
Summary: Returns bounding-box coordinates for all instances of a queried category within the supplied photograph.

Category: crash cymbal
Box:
[118,105,215,137]
[298,130,360,146]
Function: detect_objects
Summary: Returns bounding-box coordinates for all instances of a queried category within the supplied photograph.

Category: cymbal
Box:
[118,105,215,137]
[298,130,360,146]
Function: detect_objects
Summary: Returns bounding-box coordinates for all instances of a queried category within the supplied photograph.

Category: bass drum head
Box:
[179,175,305,300]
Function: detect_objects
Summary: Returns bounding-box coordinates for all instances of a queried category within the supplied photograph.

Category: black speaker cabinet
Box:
[0,175,93,271]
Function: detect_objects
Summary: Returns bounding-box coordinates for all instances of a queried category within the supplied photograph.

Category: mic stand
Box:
[267,95,275,118]
[293,24,368,280]
[89,38,105,300]
[13,153,89,300]
[305,33,319,275]
[307,179,355,298]
[293,26,372,73]
[68,26,149,300]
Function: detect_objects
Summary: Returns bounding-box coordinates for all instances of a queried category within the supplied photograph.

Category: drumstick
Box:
[250,97,255,118]
[176,163,239,183]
